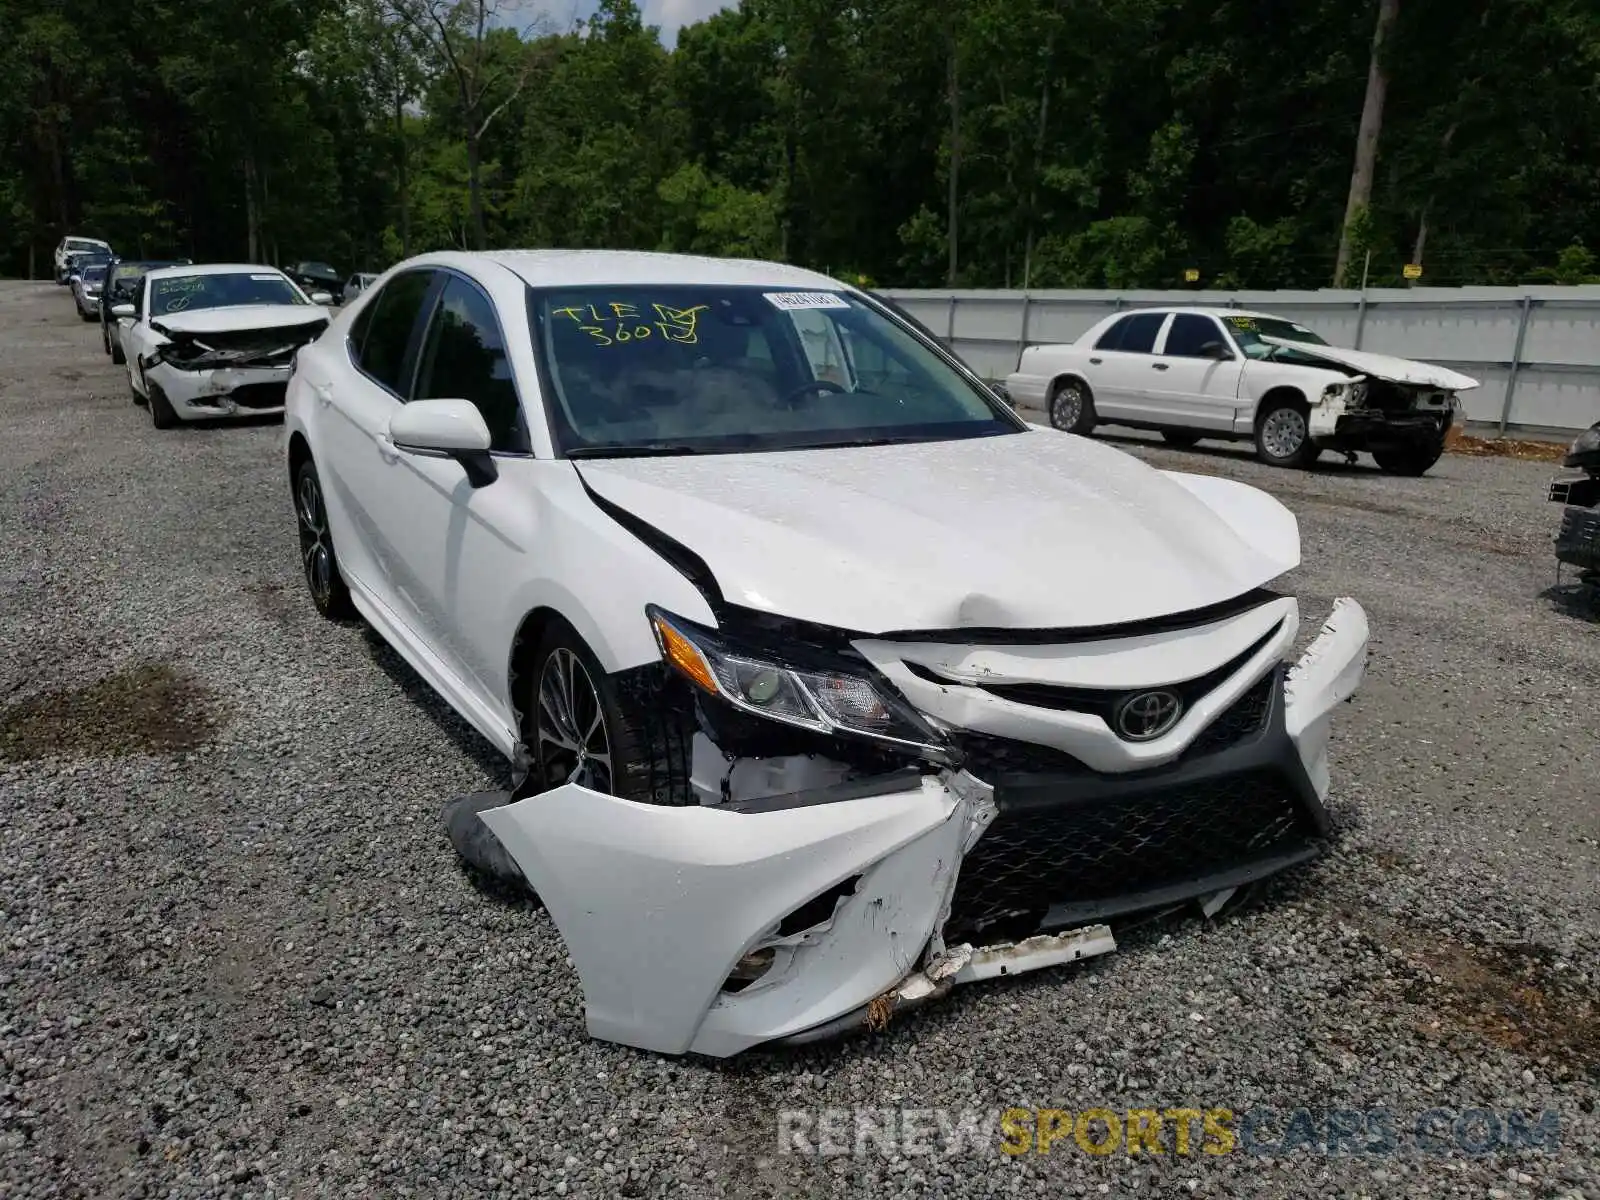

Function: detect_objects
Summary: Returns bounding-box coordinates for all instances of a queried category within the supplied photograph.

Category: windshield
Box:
[83,265,107,283]
[1221,314,1330,361]
[150,272,306,316]
[529,285,1017,456]
[66,239,106,252]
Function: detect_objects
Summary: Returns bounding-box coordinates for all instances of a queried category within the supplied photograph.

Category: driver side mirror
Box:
[1200,340,1233,360]
[111,303,135,319]
[388,398,497,487]
[310,291,334,305]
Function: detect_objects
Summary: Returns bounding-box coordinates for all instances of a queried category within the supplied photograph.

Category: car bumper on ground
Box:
[478,598,1370,1058]
[148,362,292,419]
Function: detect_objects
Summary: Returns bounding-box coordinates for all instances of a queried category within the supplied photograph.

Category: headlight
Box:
[647,606,948,756]
[1570,426,1600,456]
[1321,382,1350,401]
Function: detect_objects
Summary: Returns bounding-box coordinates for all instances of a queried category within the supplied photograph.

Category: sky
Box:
[567,0,734,43]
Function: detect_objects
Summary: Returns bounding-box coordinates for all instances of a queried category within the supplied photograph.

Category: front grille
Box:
[945,766,1316,940]
[956,669,1277,782]
[229,382,288,409]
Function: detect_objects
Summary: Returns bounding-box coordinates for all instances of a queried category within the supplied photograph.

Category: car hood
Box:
[150,304,330,336]
[576,429,1300,633]
[1259,337,1480,390]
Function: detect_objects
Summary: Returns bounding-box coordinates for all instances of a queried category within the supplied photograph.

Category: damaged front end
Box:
[146,317,328,417]
[454,591,1369,1058]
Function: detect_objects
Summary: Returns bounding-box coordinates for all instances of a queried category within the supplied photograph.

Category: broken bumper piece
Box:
[477,599,1368,1058]
[147,361,291,419]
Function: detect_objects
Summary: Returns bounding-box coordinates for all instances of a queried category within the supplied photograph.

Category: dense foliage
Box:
[3,0,1598,287]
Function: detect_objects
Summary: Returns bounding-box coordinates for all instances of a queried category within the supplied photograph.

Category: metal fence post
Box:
[1498,295,1535,434]
[1016,294,1032,368]
[946,296,958,350]
[1353,293,1368,350]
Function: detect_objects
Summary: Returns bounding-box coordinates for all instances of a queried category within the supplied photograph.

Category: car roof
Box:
[1105,306,1291,322]
[143,263,290,281]
[64,237,110,246]
[406,249,843,291]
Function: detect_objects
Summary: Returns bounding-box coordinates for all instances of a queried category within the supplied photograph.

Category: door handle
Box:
[376,434,401,464]
[312,382,333,407]
[1151,362,1170,371]
[1088,356,1102,365]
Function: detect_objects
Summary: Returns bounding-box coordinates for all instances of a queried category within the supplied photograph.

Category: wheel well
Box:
[507,606,564,733]
[1255,386,1307,427]
[287,431,311,478]
[1050,373,1091,398]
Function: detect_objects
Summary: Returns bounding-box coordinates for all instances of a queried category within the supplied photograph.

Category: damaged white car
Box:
[112,264,332,428]
[1006,307,1478,475]
[283,251,1369,1058]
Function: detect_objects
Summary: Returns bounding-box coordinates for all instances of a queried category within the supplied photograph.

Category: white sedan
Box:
[284,250,1370,1057]
[111,264,334,428]
[1005,307,1479,475]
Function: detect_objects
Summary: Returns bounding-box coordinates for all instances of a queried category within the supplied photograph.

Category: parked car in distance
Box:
[71,262,109,321]
[342,272,379,302]
[1548,420,1600,586]
[286,261,341,302]
[1005,307,1479,475]
[101,259,193,361]
[54,236,112,283]
[111,263,332,428]
[282,249,1369,1059]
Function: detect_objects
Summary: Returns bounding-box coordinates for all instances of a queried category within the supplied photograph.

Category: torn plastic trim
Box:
[1284,597,1369,800]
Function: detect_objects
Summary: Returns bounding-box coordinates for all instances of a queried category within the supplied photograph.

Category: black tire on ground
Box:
[102,325,110,355]
[148,382,178,429]
[1372,440,1445,477]
[1048,376,1098,436]
[1162,431,1203,449]
[130,380,146,407]
[111,337,125,365]
[293,456,356,620]
[1254,394,1321,468]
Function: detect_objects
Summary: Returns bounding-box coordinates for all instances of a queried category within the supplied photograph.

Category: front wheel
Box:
[294,457,356,619]
[1373,440,1445,477]
[1254,397,1320,468]
[148,383,178,429]
[1048,377,1097,435]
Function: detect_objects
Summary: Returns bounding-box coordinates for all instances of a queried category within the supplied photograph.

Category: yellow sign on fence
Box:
[1184,268,1200,283]
[1403,263,1423,280]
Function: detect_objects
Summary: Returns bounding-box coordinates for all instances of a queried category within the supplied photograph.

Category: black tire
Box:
[130,380,146,407]
[1048,376,1097,435]
[111,336,125,365]
[518,618,691,807]
[293,457,356,620]
[1254,395,1320,468]
[1162,431,1203,449]
[148,382,178,429]
[102,325,111,355]
[1372,440,1445,477]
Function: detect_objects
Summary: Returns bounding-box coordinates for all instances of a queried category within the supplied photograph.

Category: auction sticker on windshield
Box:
[765,292,850,311]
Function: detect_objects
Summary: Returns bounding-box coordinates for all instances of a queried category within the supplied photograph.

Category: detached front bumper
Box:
[478,599,1369,1058]
[147,361,291,419]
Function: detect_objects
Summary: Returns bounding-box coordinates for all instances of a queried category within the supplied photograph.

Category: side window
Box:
[1163,313,1226,358]
[355,270,434,394]
[1116,312,1166,354]
[1093,315,1132,351]
[413,276,524,452]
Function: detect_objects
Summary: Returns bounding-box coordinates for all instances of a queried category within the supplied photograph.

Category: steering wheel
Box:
[780,379,847,407]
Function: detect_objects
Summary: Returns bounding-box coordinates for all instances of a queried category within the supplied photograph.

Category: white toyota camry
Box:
[282,250,1370,1058]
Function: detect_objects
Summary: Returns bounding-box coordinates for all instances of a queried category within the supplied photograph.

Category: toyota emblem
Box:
[1114,689,1184,741]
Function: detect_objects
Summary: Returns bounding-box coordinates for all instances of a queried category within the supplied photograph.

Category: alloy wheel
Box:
[296,470,334,607]
[536,648,612,793]
[1051,384,1084,430]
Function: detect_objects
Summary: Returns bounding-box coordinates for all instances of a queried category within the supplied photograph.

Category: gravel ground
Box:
[1,278,1596,1199]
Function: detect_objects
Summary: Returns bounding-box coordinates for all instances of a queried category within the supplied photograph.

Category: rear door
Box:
[1146,313,1244,430]
[1084,311,1168,418]
[312,267,440,620]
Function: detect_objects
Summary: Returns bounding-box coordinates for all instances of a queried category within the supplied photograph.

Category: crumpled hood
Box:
[578,429,1300,633]
[1260,337,1480,391]
[151,304,330,337]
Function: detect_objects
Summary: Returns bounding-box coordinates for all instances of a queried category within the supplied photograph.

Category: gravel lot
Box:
[2,278,1596,1199]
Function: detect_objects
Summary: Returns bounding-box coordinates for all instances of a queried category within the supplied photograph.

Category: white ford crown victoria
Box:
[1006,307,1478,475]
[282,250,1369,1057]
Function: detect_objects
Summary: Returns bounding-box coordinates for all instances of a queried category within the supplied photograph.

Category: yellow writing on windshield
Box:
[1224,315,1258,331]
[552,301,710,347]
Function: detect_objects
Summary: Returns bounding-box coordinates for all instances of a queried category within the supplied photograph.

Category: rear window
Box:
[83,265,107,283]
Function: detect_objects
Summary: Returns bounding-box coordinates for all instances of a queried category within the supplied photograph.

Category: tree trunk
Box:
[946,27,960,287]
[1334,0,1399,286]
[395,91,411,258]
[244,153,260,262]
[466,133,486,251]
[1023,27,1055,291]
